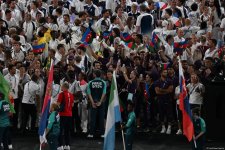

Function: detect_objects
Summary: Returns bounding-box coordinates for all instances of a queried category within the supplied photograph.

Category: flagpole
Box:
[193,136,197,148]
[120,124,126,150]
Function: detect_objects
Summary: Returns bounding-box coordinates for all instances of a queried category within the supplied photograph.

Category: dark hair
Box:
[5,9,11,15]
[127,100,134,107]
[49,15,57,24]
[140,4,147,12]
[166,35,173,42]
[57,44,64,50]
[31,74,39,82]
[165,8,173,16]
[107,69,113,74]
[192,107,200,116]
[102,9,110,15]
[136,34,143,43]
[103,48,110,58]
[210,39,217,46]
[214,0,222,18]
[191,3,198,11]
[78,11,87,18]
[8,64,15,71]
[55,7,62,15]
[110,16,117,23]
[63,14,70,18]
[94,69,101,77]
[115,5,122,13]
[112,28,120,37]
[200,21,207,29]
[32,1,39,7]
[93,61,101,67]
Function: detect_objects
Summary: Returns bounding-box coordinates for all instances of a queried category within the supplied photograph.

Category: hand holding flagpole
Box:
[120,124,126,150]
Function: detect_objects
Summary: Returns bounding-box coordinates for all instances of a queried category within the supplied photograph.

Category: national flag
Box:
[121,32,132,43]
[160,63,169,70]
[32,43,46,54]
[171,17,181,27]
[174,40,188,55]
[103,31,112,39]
[148,32,160,52]
[38,61,54,145]
[155,2,167,10]
[125,42,136,50]
[103,71,121,150]
[0,72,15,113]
[81,28,93,45]
[179,59,194,142]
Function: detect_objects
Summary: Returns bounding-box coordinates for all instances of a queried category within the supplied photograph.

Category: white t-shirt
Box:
[4,73,19,99]
[186,83,205,105]
[22,81,40,104]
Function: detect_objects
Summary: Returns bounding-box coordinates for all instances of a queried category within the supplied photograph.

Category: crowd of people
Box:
[0,0,225,149]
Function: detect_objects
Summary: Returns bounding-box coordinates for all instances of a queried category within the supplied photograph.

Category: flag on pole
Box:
[174,40,188,55]
[179,58,194,141]
[32,43,46,54]
[171,17,181,27]
[155,2,167,10]
[103,71,121,150]
[0,72,15,113]
[38,61,54,145]
[81,28,93,45]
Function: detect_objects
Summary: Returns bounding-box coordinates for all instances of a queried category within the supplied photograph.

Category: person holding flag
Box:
[45,103,60,150]
[122,101,136,150]
[192,107,206,150]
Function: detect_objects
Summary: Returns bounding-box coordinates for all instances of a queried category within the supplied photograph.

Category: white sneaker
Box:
[8,144,13,149]
[82,129,87,133]
[64,145,70,150]
[176,129,182,135]
[57,146,64,150]
[166,126,171,135]
[87,134,93,138]
[160,126,166,134]
[101,135,104,138]
[1,143,3,147]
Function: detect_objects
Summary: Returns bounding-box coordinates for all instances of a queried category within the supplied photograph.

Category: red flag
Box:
[179,59,194,141]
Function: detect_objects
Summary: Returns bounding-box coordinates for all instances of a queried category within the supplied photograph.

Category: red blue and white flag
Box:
[38,61,54,145]
[179,58,194,141]
[174,40,188,55]
[155,2,167,10]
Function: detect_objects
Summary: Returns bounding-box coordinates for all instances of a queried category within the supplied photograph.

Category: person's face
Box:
[204,59,212,68]
[130,71,136,79]
[191,35,197,43]
[131,5,137,11]
[178,30,184,37]
[148,3,154,10]
[103,11,110,18]
[117,8,123,15]
[10,66,16,75]
[134,58,140,65]
[161,70,168,78]
[204,7,208,14]
[127,104,133,112]
[6,12,11,18]
[25,13,31,21]
[171,0,177,8]
[35,61,41,69]
[13,43,20,51]
[188,66,194,74]
[19,66,25,73]
[35,69,41,77]
[63,16,69,23]
[36,13,42,20]
[167,68,174,76]
[182,62,188,70]
[78,73,83,81]
[145,75,151,82]
[94,63,101,69]
[209,0,214,7]
[191,74,198,83]
[28,52,34,59]
[59,47,65,55]
[107,72,113,80]
[10,1,16,9]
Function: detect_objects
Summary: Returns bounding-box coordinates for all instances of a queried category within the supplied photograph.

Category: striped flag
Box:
[160,63,169,70]
[171,17,181,27]
[103,71,121,150]
[174,40,188,55]
[121,32,132,43]
[32,43,46,54]
[179,59,194,141]
[155,2,167,10]
[0,72,15,113]
[38,61,54,145]
[81,28,93,45]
